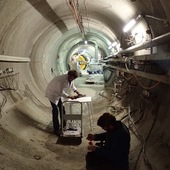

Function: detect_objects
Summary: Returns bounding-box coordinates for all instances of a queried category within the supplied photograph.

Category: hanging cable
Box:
[66,0,85,39]
[83,0,90,32]
[133,73,164,90]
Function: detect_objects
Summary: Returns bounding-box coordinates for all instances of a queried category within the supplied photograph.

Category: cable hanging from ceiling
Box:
[83,0,90,32]
[66,0,85,39]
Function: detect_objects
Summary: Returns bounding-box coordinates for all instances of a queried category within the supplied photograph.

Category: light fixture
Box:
[108,42,118,49]
[80,49,86,54]
[84,40,88,45]
[123,15,142,32]
[123,19,136,32]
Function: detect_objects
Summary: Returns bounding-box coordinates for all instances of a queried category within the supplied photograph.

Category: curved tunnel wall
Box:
[0,0,120,139]
[1,0,170,170]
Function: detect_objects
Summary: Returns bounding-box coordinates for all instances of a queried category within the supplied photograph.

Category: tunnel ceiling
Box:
[0,0,138,57]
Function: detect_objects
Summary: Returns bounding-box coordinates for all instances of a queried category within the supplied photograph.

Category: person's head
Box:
[68,70,79,82]
[97,112,116,132]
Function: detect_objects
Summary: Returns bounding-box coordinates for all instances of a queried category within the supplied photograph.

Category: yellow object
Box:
[71,54,87,70]
[77,55,86,70]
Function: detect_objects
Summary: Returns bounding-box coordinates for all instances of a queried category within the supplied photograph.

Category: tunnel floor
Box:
[0,76,139,170]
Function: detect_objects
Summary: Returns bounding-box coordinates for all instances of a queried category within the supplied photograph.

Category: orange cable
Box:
[133,72,168,90]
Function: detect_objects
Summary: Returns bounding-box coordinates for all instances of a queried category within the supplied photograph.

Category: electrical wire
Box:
[124,57,130,72]
[98,89,112,101]
[0,92,7,119]
[66,0,85,38]
[127,107,145,170]
[133,73,165,90]
[130,101,159,170]
[100,76,156,169]
[0,92,7,108]
[122,73,134,81]
[0,73,19,91]
[134,98,146,124]
[23,83,48,107]
[83,0,90,32]
[102,68,158,169]
[142,105,160,170]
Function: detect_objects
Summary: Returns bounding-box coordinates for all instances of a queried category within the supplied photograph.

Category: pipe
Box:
[102,32,170,61]
[118,32,170,54]
[95,43,99,62]
[104,65,170,85]
[0,55,30,63]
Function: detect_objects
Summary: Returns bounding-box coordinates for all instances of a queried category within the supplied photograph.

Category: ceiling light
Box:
[84,40,88,44]
[108,42,118,49]
[123,19,136,32]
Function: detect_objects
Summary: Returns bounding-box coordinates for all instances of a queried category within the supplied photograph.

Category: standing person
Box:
[86,112,130,170]
[45,70,81,136]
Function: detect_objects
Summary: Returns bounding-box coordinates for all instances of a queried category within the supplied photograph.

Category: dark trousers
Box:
[50,98,66,133]
[86,151,109,170]
[86,152,129,170]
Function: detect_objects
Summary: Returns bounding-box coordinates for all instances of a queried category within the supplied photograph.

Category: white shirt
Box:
[45,74,77,105]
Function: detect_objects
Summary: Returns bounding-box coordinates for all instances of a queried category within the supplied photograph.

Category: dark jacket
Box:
[94,121,130,168]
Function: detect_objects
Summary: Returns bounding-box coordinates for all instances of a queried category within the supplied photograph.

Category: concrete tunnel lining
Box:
[1,0,170,169]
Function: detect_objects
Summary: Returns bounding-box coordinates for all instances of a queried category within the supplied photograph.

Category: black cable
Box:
[142,105,160,170]
[134,98,145,124]
[133,104,159,170]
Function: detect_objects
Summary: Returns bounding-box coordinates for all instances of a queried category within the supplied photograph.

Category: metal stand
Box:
[61,100,83,138]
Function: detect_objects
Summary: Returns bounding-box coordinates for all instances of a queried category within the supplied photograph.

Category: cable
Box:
[127,106,145,170]
[133,73,164,90]
[142,105,160,170]
[0,92,7,108]
[124,57,130,72]
[122,73,134,80]
[131,102,159,170]
[66,0,85,38]
[83,0,90,32]
[0,92,7,119]
[133,98,145,124]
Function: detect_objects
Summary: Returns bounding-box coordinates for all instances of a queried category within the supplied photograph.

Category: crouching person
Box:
[86,112,130,170]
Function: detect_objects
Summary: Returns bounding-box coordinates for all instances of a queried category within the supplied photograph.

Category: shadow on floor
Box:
[56,136,82,146]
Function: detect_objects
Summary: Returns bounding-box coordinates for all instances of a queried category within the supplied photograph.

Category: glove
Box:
[86,134,95,141]
[87,145,97,151]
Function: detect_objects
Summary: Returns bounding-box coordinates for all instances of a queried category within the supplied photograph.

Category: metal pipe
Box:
[104,65,170,85]
[0,55,30,63]
[118,32,170,54]
[95,43,99,62]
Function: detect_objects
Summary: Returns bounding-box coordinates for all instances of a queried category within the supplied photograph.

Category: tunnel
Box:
[0,0,170,169]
